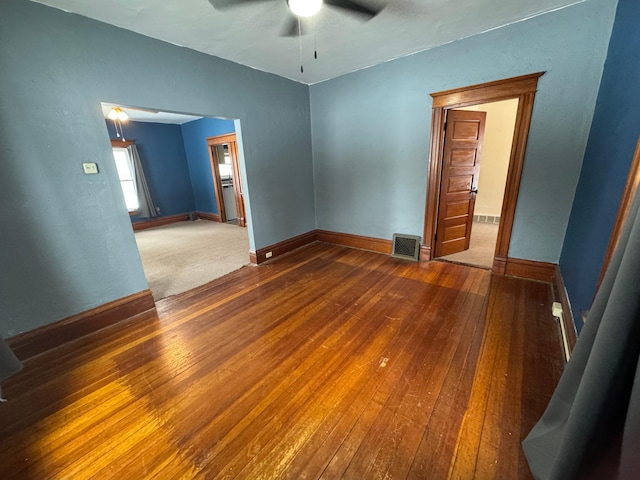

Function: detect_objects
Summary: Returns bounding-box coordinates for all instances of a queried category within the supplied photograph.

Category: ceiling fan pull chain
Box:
[298,17,304,73]
[314,16,318,60]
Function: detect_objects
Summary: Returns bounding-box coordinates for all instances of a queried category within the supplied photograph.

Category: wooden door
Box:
[229,141,246,227]
[434,109,486,257]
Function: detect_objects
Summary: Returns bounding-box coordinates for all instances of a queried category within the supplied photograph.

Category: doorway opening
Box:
[101,103,251,300]
[437,99,518,268]
[207,134,247,227]
[422,72,544,275]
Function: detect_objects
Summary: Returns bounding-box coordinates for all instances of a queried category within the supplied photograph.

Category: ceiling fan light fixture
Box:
[107,107,129,122]
[288,0,323,18]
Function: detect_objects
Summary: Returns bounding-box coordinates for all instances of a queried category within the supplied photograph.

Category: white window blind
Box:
[112,147,139,212]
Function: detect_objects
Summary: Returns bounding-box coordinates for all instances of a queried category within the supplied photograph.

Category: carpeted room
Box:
[105,112,251,300]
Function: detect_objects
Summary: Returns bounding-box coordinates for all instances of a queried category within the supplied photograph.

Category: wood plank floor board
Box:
[119,264,398,470]
[127,251,408,476]
[272,276,468,478]
[0,244,564,479]
[319,270,488,480]
[373,271,490,479]
[280,281,460,480]
[213,272,432,478]
[340,285,481,479]
[405,289,490,479]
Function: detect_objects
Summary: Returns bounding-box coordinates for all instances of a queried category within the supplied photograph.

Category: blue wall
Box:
[310,0,616,263]
[560,0,640,332]
[106,120,195,220]
[0,0,313,337]
[181,117,236,215]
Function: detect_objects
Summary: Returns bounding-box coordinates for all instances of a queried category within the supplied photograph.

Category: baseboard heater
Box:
[391,234,421,261]
[552,302,571,363]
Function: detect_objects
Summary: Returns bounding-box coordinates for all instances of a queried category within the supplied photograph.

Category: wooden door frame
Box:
[207,133,237,223]
[422,72,545,274]
[228,140,246,227]
[596,135,640,290]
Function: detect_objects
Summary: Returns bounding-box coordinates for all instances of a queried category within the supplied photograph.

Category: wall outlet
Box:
[82,162,99,174]
[551,302,563,318]
[265,251,273,259]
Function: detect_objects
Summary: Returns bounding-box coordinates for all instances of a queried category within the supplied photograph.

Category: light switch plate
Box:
[82,162,99,174]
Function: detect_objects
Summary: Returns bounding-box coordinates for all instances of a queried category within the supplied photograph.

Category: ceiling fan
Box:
[208,0,384,37]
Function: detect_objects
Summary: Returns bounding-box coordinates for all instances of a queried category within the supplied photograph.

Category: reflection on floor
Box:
[440,221,499,268]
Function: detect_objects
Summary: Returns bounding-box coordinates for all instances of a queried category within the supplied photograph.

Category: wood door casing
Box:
[596,135,640,291]
[435,110,486,257]
[229,141,246,227]
[422,72,544,275]
[206,133,246,227]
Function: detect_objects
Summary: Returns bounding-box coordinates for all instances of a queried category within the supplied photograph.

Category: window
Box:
[112,147,139,212]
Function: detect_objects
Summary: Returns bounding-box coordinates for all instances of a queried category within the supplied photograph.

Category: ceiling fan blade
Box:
[323,0,383,19]
[279,14,307,37]
[208,0,273,11]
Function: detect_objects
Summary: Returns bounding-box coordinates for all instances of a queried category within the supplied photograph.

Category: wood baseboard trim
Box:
[250,229,395,264]
[553,266,577,355]
[419,245,432,263]
[492,255,508,275]
[7,290,156,361]
[132,214,190,231]
[196,212,222,222]
[504,257,557,283]
[316,230,393,255]
[250,230,318,264]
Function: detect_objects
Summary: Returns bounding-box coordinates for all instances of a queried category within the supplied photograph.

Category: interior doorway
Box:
[437,99,519,268]
[101,103,251,300]
[207,133,247,227]
[422,72,544,275]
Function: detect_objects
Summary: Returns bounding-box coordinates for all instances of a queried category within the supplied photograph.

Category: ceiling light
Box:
[288,0,323,18]
[107,107,129,122]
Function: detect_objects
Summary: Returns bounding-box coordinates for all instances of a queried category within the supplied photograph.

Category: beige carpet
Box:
[134,220,251,300]
[440,221,499,268]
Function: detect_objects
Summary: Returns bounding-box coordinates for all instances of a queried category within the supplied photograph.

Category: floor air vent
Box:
[391,234,421,261]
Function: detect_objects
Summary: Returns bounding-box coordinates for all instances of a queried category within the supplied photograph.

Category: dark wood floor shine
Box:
[0,243,564,479]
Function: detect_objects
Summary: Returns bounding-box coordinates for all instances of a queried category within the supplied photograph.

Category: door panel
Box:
[443,223,467,242]
[448,176,473,193]
[451,149,478,166]
[452,121,481,139]
[446,200,471,218]
[434,109,486,258]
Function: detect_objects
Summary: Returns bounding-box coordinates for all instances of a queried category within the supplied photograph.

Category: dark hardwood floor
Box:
[0,243,564,479]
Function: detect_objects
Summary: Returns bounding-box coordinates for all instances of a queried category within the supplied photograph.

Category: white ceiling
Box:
[33,0,585,84]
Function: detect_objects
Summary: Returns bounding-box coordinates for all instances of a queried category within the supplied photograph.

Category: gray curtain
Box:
[523,187,640,479]
[128,144,158,218]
